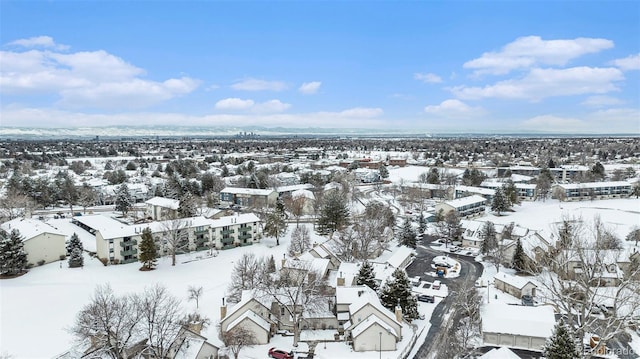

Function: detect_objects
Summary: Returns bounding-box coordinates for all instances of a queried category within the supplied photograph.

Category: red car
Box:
[268,347,294,359]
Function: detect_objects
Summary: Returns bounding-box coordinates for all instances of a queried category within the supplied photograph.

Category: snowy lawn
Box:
[0,222,325,358]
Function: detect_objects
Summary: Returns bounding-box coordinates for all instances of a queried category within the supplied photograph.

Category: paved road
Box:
[407,236,483,359]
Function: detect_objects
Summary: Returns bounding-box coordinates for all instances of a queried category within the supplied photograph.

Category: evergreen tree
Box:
[266,254,277,273]
[114,183,132,216]
[316,191,350,236]
[178,191,197,218]
[535,167,553,201]
[379,268,419,321]
[378,165,389,179]
[542,320,581,359]
[66,232,83,256]
[417,212,427,234]
[355,261,378,291]
[491,187,508,215]
[591,161,605,180]
[512,238,526,272]
[480,221,497,255]
[138,228,158,270]
[264,198,288,245]
[399,217,417,248]
[68,247,84,268]
[426,168,440,184]
[502,180,519,207]
[0,229,28,276]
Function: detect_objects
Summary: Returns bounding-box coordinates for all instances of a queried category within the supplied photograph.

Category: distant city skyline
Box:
[0,1,638,134]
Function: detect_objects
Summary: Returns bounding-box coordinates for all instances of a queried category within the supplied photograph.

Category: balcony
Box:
[238,233,252,241]
[120,248,138,257]
[122,238,137,247]
[239,226,252,232]
[221,229,235,236]
[221,237,234,245]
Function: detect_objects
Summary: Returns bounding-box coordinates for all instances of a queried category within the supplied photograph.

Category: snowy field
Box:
[1,165,639,358]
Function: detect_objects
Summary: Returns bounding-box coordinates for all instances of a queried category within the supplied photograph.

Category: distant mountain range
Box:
[0,126,635,140]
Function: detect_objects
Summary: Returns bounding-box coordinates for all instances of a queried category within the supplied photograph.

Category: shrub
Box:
[99,257,108,266]
[37,260,45,266]
[59,254,66,260]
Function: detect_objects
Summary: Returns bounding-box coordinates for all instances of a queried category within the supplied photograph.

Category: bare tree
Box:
[219,324,257,359]
[72,284,142,359]
[285,195,307,226]
[138,285,184,359]
[288,225,311,256]
[258,259,328,346]
[187,285,204,309]
[535,218,640,357]
[227,253,265,302]
[77,184,98,214]
[0,192,35,221]
[160,215,189,266]
[436,210,463,247]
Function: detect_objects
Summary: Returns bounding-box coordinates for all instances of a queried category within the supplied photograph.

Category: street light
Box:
[379,331,382,359]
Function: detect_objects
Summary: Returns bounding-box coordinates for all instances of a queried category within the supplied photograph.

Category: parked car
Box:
[417,294,435,303]
[269,347,294,359]
[432,280,441,290]
[521,294,534,306]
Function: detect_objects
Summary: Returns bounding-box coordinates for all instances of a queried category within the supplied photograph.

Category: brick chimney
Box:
[395,304,403,323]
[220,297,227,320]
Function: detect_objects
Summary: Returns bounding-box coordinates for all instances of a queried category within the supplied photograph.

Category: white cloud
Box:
[424,99,484,116]
[214,98,291,113]
[298,81,321,94]
[609,53,640,71]
[464,36,614,75]
[7,36,69,51]
[0,41,200,109]
[581,95,624,108]
[214,98,255,110]
[253,99,291,113]
[231,78,288,91]
[338,107,383,118]
[0,107,389,129]
[414,72,442,83]
[451,67,624,101]
[521,115,586,132]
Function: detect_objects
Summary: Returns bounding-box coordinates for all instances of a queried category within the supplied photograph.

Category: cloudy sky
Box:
[0,1,638,133]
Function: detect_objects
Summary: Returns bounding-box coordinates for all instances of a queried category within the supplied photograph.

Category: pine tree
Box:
[399,217,417,248]
[502,180,519,207]
[115,183,132,217]
[542,320,581,359]
[266,255,276,273]
[68,247,84,268]
[379,268,419,321]
[512,238,526,272]
[316,191,350,236]
[355,261,378,291]
[378,165,389,179]
[480,221,497,255]
[264,198,288,246]
[418,213,427,234]
[138,227,158,270]
[66,232,83,256]
[0,229,28,276]
[491,187,508,215]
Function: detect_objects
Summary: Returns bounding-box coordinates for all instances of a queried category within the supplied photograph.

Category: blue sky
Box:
[0,1,638,133]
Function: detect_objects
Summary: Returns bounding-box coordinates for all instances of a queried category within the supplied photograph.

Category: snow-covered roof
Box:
[145,196,179,210]
[1,217,65,240]
[336,285,378,305]
[220,187,276,196]
[442,195,486,209]
[455,185,495,196]
[385,246,414,269]
[211,213,261,228]
[557,181,632,190]
[494,272,537,290]
[285,255,331,275]
[226,310,271,332]
[350,314,398,339]
[277,184,313,193]
[174,337,206,359]
[478,347,521,359]
[481,303,555,338]
[291,189,315,201]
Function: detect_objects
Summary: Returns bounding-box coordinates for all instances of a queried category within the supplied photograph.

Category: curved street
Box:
[406,235,484,359]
